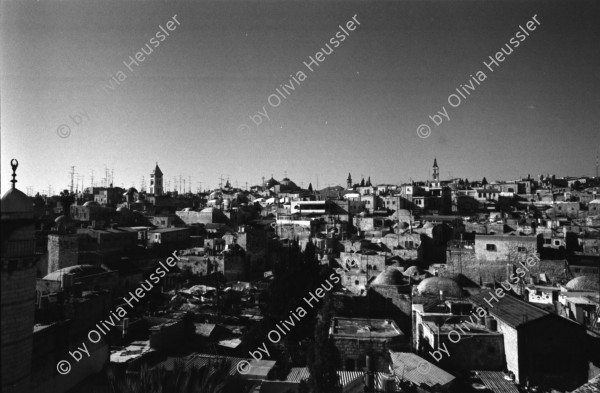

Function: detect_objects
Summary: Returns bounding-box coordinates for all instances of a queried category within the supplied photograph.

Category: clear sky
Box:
[1,0,599,195]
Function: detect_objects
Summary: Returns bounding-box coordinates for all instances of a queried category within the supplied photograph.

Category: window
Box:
[355,280,359,285]
[517,247,526,252]
[486,244,497,251]
[357,357,366,371]
[545,238,551,244]
[345,358,356,371]
[554,240,561,246]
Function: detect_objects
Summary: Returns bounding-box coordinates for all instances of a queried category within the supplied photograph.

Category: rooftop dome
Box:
[1,159,33,218]
[565,276,599,292]
[372,268,405,286]
[116,206,130,212]
[124,187,138,195]
[1,187,33,215]
[417,277,463,298]
[83,201,99,207]
[43,264,108,281]
[266,177,280,188]
[403,266,421,277]
[54,215,71,224]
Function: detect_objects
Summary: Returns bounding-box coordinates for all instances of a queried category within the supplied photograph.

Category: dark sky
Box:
[1,0,599,194]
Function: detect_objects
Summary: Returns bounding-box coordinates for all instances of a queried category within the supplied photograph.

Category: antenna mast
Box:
[69,166,75,193]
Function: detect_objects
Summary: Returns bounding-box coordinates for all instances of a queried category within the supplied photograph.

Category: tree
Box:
[59,190,75,217]
[307,295,341,393]
[360,178,365,187]
[482,177,488,186]
[105,358,251,393]
[308,183,313,193]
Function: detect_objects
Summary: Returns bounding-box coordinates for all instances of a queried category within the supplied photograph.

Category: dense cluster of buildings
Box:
[2,158,599,393]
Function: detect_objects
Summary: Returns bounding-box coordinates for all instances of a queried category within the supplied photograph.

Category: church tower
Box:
[347,173,352,189]
[150,163,163,196]
[1,159,37,393]
[432,158,440,188]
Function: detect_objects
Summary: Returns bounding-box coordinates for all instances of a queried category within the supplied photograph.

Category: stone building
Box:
[469,291,588,391]
[329,317,408,372]
[47,233,79,275]
[1,160,38,393]
[340,251,386,273]
[149,163,164,196]
[474,235,538,262]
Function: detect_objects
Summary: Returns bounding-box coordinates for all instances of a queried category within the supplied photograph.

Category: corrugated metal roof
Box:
[389,351,455,387]
[337,371,363,388]
[156,354,248,376]
[474,371,520,393]
[570,375,600,393]
[469,290,550,329]
[286,367,310,382]
[285,367,370,389]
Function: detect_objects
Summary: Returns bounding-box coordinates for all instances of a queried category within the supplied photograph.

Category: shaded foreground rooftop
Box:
[330,317,404,338]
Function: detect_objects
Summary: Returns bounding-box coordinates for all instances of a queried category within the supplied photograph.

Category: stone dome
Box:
[280,177,298,188]
[54,215,70,224]
[403,266,421,277]
[417,277,463,298]
[398,222,410,230]
[83,201,99,207]
[116,206,130,212]
[1,187,33,215]
[372,268,405,286]
[124,187,138,196]
[266,177,280,188]
[565,276,599,292]
[43,264,108,281]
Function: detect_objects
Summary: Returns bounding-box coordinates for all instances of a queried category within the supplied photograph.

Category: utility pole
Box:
[596,150,599,180]
[69,166,75,193]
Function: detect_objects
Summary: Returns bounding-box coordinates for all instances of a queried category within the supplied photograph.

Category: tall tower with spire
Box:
[347,173,352,189]
[150,163,164,196]
[432,158,440,188]
[1,159,37,393]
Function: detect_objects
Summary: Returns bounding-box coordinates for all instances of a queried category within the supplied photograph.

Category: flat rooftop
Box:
[330,318,403,338]
[422,320,500,335]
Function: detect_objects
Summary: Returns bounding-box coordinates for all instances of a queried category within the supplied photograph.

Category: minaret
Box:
[432,158,440,187]
[347,173,352,189]
[1,159,37,393]
[150,163,164,196]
